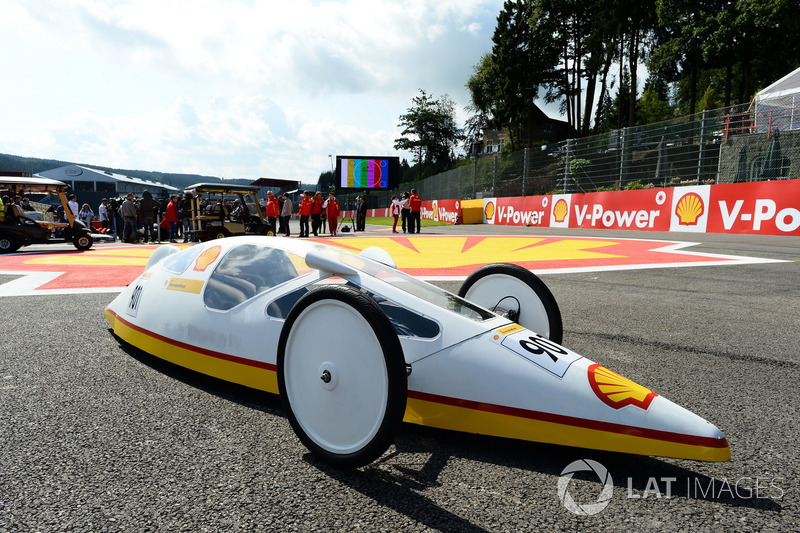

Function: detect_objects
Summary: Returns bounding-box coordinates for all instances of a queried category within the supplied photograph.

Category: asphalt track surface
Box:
[1,223,798,532]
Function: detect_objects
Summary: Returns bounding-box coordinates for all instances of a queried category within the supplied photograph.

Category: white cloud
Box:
[0,0,506,181]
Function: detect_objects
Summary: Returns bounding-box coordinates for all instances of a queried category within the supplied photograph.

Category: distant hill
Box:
[0,152,250,190]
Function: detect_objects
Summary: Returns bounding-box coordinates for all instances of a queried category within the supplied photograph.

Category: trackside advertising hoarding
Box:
[706,180,800,235]
[413,179,799,236]
[420,199,462,224]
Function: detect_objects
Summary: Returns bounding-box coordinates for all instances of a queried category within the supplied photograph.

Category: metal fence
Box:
[361,102,800,210]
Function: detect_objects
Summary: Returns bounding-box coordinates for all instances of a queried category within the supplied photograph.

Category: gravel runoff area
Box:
[0,226,798,532]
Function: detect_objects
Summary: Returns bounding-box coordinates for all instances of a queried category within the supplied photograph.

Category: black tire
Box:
[212,228,229,240]
[0,233,21,253]
[277,285,407,468]
[458,263,563,344]
[73,233,93,251]
[261,226,276,237]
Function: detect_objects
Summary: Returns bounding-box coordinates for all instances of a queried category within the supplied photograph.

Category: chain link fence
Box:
[361,102,800,210]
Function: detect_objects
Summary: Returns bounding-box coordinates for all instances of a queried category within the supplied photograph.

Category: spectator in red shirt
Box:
[165,195,180,243]
[264,191,279,231]
[310,192,323,236]
[408,188,422,234]
[323,193,340,236]
[298,190,312,238]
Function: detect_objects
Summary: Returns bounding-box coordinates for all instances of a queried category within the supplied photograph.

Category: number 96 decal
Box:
[492,325,582,378]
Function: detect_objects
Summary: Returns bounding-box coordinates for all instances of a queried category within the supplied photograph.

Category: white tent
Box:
[753,66,800,133]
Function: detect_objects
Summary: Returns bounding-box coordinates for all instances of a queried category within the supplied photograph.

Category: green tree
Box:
[393,90,463,180]
[490,0,558,149]
[650,0,800,113]
[317,170,335,192]
[637,77,673,124]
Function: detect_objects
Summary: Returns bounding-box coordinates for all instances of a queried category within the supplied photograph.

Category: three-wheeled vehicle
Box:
[184,183,276,241]
[0,176,94,253]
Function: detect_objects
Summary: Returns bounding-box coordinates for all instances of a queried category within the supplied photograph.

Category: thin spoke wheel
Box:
[458,263,562,343]
[277,285,407,468]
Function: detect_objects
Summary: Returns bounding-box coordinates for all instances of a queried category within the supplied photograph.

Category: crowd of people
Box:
[2,186,424,242]
[271,190,342,237]
[67,190,201,244]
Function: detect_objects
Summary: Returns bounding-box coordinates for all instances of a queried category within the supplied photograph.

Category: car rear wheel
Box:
[212,228,229,240]
[73,234,93,251]
[0,233,20,253]
[277,285,407,468]
[458,263,563,343]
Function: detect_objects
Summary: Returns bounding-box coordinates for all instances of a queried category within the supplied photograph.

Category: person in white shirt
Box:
[98,199,110,230]
[390,195,401,233]
[67,194,80,219]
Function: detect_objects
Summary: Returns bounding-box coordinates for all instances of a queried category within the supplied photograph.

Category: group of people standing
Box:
[264,190,342,237]
[49,187,423,244]
[390,189,421,234]
[108,190,195,244]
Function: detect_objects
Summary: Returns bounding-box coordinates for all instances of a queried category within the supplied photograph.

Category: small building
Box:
[32,164,179,211]
[36,164,179,198]
[478,106,572,157]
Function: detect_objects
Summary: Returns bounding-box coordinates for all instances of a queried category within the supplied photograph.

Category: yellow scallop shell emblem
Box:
[675,192,705,225]
[484,201,495,221]
[193,246,222,272]
[588,363,657,410]
[553,198,568,223]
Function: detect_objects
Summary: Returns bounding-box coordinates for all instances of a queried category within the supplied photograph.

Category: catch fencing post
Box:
[696,110,709,184]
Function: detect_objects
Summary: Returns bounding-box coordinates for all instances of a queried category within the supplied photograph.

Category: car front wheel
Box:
[277,285,407,468]
[458,263,563,343]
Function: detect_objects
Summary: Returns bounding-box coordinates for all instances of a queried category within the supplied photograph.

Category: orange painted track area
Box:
[0,235,776,295]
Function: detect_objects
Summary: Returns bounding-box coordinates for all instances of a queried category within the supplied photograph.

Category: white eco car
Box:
[105,236,730,468]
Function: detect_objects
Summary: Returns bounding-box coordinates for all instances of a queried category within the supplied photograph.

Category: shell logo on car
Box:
[675,192,705,226]
[588,364,657,410]
[194,246,221,271]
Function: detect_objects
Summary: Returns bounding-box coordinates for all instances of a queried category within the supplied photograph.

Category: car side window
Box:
[267,280,441,339]
[161,245,205,274]
[204,244,300,310]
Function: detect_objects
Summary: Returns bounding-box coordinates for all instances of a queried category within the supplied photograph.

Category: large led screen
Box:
[335,156,400,190]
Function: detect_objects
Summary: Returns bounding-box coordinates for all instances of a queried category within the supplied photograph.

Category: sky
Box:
[0,0,519,184]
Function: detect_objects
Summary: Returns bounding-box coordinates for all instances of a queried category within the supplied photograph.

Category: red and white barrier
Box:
[409,179,800,236]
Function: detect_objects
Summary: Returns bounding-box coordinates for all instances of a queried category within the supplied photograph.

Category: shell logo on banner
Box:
[550,195,571,228]
[675,192,705,225]
[484,200,496,224]
[553,199,569,222]
[670,186,710,232]
[588,364,657,410]
[194,246,222,272]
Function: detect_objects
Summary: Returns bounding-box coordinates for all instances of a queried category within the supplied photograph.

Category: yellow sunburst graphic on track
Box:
[23,245,192,266]
[18,238,623,272]
[324,236,622,269]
